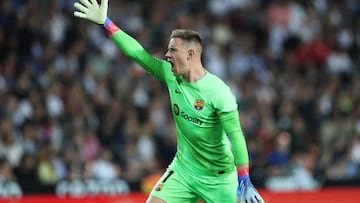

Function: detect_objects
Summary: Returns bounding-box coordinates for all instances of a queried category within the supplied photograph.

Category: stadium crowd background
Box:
[0,0,359,195]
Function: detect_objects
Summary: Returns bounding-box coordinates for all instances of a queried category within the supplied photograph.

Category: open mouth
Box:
[167,59,176,74]
[166,58,174,68]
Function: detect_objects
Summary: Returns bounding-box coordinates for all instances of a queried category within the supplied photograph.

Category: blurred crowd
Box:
[0,0,359,194]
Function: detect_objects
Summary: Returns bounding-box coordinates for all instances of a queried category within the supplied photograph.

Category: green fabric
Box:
[150,165,237,203]
[165,70,249,174]
[111,30,170,82]
[219,110,249,165]
[110,29,249,174]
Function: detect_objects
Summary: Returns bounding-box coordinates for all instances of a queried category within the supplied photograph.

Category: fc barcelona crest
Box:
[194,99,204,110]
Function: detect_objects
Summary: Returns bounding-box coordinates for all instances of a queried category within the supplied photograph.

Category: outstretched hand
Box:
[74,0,108,24]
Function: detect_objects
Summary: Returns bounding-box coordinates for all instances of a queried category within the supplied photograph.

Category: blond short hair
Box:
[170,29,202,45]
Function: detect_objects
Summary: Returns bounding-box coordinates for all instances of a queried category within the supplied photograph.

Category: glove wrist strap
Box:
[237,167,249,177]
[103,18,120,35]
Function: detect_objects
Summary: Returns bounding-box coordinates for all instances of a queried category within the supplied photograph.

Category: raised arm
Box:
[73,0,170,81]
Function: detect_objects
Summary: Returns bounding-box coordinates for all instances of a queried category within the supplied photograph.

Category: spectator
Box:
[0,0,359,194]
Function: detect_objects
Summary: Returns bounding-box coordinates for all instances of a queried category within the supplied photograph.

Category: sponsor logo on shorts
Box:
[155,183,163,191]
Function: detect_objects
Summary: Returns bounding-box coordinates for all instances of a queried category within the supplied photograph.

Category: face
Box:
[165,38,190,76]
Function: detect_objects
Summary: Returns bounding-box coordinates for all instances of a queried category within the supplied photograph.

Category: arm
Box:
[106,22,169,80]
[219,110,249,165]
[73,0,169,81]
[219,110,265,203]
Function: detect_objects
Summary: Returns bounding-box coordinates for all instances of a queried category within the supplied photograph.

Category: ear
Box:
[187,49,195,60]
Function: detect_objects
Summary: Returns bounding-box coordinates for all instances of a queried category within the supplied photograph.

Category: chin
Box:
[172,70,179,76]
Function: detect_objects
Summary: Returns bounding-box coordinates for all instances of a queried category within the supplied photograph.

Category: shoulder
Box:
[204,71,231,93]
[160,61,177,84]
[204,71,237,112]
[205,71,228,87]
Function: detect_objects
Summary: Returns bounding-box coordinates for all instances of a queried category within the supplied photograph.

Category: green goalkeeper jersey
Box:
[112,30,248,175]
[166,70,238,175]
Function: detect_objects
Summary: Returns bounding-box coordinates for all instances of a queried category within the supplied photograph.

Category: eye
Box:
[168,48,176,53]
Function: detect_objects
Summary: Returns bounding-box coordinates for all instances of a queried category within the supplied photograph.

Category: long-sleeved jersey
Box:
[111,29,249,175]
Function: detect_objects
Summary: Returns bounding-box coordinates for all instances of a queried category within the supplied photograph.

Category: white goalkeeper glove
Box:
[74,0,108,24]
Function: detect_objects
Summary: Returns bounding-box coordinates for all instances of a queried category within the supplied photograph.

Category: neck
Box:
[183,63,206,82]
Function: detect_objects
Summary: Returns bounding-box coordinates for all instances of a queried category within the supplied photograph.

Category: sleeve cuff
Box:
[237,168,249,177]
[103,18,120,35]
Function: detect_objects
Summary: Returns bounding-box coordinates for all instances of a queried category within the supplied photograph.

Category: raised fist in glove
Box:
[237,168,265,203]
[74,0,108,24]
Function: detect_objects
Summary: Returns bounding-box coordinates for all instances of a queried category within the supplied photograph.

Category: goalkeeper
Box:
[74,0,265,203]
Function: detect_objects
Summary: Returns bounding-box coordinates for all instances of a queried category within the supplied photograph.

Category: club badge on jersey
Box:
[194,99,204,110]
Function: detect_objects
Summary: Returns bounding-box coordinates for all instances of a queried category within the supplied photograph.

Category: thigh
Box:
[196,171,238,203]
[149,169,199,203]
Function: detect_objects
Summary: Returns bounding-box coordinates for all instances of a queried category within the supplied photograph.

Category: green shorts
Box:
[149,163,237,203]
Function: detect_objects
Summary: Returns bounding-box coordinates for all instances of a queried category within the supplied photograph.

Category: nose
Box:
[165,50,172,58]
[165,53,170,60]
